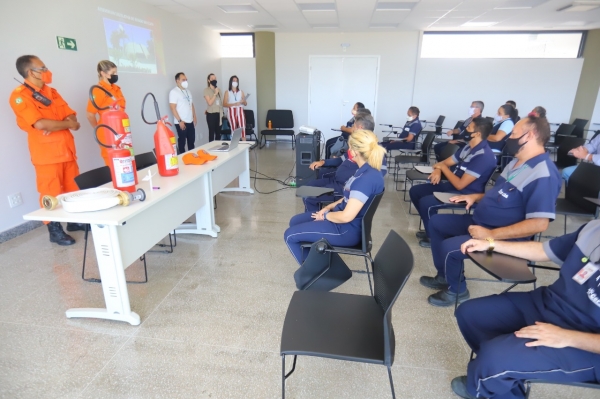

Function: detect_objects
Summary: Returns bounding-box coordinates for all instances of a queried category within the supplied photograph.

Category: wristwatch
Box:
[178,119,182,123]
[485,237,495,253]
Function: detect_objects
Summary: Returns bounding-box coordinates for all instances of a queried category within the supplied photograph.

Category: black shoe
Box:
[419,237,431,248]
[451,376,479,399]
[415,231,427,240]
[419,275,448,290]
[47,222,75,246]
[428,289,470,307]
[66,223,88,232]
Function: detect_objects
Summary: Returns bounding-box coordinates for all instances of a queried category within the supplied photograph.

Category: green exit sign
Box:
[56,36,77,51]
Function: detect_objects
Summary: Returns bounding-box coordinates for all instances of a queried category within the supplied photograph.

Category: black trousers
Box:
[206,112,221,142]
[174,122,196,154]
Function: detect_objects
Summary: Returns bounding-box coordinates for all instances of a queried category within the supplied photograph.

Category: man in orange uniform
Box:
[86,60,126,166]
[9,55,85,245]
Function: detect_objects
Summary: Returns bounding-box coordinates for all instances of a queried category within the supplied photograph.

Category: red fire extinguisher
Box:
[142,92,179,177]
[94,124,137,193]
[89,85,138,184]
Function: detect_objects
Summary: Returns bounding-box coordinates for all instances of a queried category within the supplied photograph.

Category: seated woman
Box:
[379,106,422,152]
[284,129,386,266]
[487,104,518,151]
[325,102,365,158]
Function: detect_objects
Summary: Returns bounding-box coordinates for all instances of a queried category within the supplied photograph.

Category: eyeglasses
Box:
[31,67,49,73]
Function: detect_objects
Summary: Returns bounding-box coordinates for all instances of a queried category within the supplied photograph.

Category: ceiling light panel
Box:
[310,23,339,28]
[369,23,400,28]
[375,2,418,11]
[218,5,258,13]
[249,24,279,29]
[461,21,499,27]
[298,3,336,11]
[557,3,600,12]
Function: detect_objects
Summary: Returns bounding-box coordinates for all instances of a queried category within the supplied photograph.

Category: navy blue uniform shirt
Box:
[451,140,497,194]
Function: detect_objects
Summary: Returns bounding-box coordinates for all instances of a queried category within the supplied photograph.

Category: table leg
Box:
[174,172,220,237]
[220,149,254,194]
[66,224,140,326]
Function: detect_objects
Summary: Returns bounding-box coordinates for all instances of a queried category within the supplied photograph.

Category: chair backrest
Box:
[485,116,494,123]
[571,118,589,138]
[372,230,414,366]
[360,191,385,253]
[266,109,294,129]
[556,136,585,169]
[434,115,446,134]
[74,166,112,190]
[244,109,255,128]
[554,123,576,139]
[419,132,436,163]
[566,162,600,215]
[135,151,157,171]
[440,143,460,161]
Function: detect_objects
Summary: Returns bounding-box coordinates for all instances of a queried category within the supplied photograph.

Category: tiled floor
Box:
[0,143,597,399]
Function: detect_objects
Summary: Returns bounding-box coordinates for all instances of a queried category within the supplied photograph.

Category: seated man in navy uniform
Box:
[324,102,365,158]
[451,220,600,399]
[434,101,484,161]
[304,114,383,212]
[409,117,497,247]
[421,115,561,307]
[379,106,423,152]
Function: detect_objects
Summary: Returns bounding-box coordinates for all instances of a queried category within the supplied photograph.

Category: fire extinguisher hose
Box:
[42,188,146,213]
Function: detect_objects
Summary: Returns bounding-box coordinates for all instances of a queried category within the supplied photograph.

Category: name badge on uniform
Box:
[573,262,600,285]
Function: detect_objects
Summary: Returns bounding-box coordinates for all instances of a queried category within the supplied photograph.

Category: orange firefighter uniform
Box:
[86,79,126,166]
[9,80,80,218]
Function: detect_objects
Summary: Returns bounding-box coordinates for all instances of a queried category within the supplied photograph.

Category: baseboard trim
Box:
[0,221,44,244]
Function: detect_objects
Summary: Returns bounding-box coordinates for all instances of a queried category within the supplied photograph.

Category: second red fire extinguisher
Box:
[94,124,137,193]
[142,92,179,177]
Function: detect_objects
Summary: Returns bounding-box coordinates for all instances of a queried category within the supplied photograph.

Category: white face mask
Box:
[494,114,503,123]
[232,81,238,88]
[468,107,476,117]
[181,81,189,89]
[351,109,357,116]
[407,115,414,121]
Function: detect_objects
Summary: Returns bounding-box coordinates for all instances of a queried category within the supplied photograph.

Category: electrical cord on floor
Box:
[249,145,296,194]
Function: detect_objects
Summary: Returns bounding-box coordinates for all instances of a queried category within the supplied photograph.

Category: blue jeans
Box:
[283,212,360,266]
[456,291,600,399]
[408,182,459,237]
[562,165,577,184]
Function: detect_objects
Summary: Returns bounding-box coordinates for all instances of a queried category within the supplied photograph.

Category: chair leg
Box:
[282,355,286,399]
[387,366,396,399]
[454,263,465,314]
[563,215,567,235]
[364,255,374,296]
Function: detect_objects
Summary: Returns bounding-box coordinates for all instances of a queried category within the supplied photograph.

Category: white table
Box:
[23,141,254,325]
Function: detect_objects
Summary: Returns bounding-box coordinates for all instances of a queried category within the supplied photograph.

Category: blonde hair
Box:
[348,129,386,170]
[97,60,117,78]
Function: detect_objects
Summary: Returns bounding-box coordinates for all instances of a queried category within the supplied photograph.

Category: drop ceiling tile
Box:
[157,4,194,14]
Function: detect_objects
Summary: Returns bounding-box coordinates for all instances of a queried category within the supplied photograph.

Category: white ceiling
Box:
[138,0,600,31]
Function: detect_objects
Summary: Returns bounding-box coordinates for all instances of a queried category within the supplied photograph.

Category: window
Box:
[220,33,255,58]
[421,31,585,59]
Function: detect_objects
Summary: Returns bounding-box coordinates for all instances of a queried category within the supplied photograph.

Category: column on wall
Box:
[570,29,600,130]
[255,32,276,135]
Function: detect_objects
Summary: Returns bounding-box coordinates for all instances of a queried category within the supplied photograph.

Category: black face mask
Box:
[463,130,475,142]
[210,79,217,87]
[505,133,529,156]
[108,74,118,84]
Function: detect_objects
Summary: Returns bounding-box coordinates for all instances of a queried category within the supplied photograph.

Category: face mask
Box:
[351,109,357,116]
[468,107,476,117]
[347,149,354,161]
[505,133,529,156]
[494,115,503,123]
[181,81,189,89]
[232,81,238,88]
[108,74,118,84]
[210,79,217,87]
[33,69,52,84]
[463,130,475,142]
[407,115,414,121]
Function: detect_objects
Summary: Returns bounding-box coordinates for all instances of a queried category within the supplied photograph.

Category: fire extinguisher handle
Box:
[89,85,114,111]
[141,92,161,125]
[94,124,119,148]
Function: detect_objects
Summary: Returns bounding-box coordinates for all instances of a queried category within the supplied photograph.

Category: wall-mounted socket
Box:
[8,193,23,208]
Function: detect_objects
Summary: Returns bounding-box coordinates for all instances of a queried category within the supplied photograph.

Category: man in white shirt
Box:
[169,72,197,154]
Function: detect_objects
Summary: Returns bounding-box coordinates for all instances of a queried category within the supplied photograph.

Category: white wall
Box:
[0,0,221,233]
[275,32,420,138]
[591,88,600,137]
[413,57,584,129]
[221,58,258,130]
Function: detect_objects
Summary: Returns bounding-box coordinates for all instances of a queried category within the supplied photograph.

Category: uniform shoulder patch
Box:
[15,97,23,104]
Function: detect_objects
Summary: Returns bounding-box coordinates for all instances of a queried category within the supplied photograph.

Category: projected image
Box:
[103,18,157,74]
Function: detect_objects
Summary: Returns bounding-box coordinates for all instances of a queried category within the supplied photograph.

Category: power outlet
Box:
[8,192,23,208]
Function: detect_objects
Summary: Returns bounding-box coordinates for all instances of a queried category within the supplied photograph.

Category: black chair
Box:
[393,132,436,191]
[281,229,414,399]
[135,151,157,170]
[260,110,295,149]
[571,118,589,139]
[403,143,460,208]
[300,192,384,296]
[546,123,576,157]
[74,166,148,284]
[522,379,600,398]
[555,162,600,234]
[243,109,258,142]
[422,115,446,136]
[554,136,586,170]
